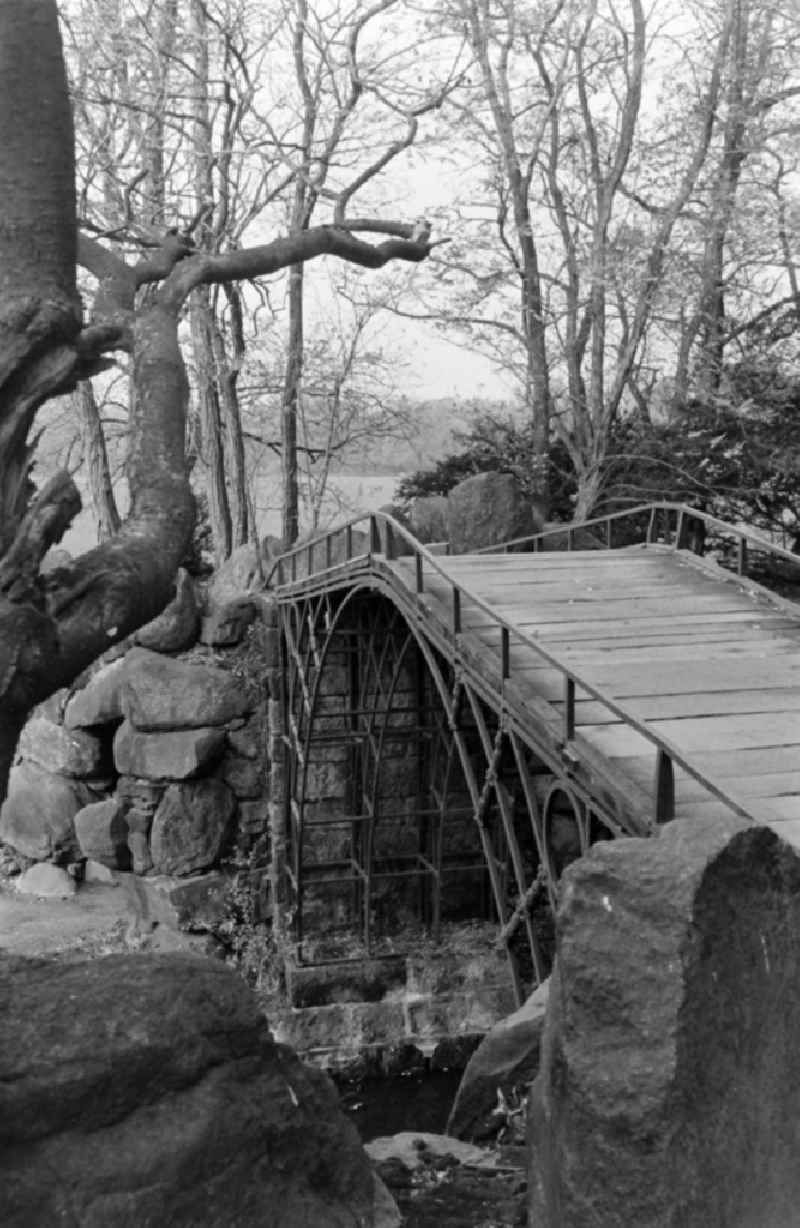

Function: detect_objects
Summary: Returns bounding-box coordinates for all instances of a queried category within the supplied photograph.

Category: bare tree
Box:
[0,0,438,803]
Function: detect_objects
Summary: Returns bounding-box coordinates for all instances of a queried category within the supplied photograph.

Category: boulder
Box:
[408,495,449,544]
[74,797,132,870]
[113,719,225,780]
[63,655,129,729]
[207,541,263,603]
[123,647,256,730]
[133,567,200,653]
[17,713,103,778]
[0,953,388,1227]
[0,762,93,862]
[200,595,258,646]
[447,471,535,554]
[14,863,76,899]
[447,977,549,1140]
[149,778,236,875]
[529,817,800,1228]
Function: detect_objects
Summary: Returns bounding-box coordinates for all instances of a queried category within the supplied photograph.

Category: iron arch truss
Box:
[279,578,623,1003]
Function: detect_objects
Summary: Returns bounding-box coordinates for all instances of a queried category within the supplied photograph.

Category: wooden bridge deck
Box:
[389,544,800,836]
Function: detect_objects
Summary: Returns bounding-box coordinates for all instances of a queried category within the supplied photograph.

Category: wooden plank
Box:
[482,596,778,621]
[569,689,800,724]
[674,798,753,822]
[552,661,800,698]
[671,769,800,800]
[517,608,794,631]
[666,745,800,777]
[753,795,800,821]
[584,713,800,757]
[548,643,800,666]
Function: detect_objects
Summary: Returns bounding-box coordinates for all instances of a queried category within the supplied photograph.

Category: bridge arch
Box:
[279,577,619,1001]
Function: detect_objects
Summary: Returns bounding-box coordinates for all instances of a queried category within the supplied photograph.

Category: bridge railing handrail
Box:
[474,499,800,572]
[266,503,793,828]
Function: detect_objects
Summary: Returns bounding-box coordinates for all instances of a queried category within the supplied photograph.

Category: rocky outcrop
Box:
[0,953,389,1227]
[3,590,274,888]
[446,471,536,554]
[529,817,800,1228]
[447,977,549,1140]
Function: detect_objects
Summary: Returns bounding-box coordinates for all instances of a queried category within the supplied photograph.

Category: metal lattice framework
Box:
[280,581,626,1002]
[272,502,800,1005]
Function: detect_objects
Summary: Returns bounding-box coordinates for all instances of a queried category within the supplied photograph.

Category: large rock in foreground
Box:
[529,817,800,1228]
[0,953,385,1226]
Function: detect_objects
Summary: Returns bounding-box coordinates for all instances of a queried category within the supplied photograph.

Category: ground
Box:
[0,874,208,960]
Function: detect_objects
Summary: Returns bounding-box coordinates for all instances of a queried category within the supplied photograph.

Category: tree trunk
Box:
[77,380,121,540]
[190,291,233,562]
[210,308,249,547]
[281,263,304,545]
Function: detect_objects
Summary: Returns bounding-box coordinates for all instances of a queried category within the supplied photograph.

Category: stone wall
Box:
[0,555,277,931]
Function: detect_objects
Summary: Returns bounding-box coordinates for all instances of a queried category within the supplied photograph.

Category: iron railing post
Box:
[564,677,575,742]
[655,749,675,823]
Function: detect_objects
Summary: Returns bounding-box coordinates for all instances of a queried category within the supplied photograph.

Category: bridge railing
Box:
[267,503,800,831]
[475,499,800,582]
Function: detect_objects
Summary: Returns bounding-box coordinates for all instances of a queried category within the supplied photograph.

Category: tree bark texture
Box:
[77,381,122,540]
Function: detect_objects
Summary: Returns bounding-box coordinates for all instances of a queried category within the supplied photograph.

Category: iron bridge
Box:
[268,503,800,1005]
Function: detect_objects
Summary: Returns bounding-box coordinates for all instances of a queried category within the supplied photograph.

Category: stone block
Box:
[15,863,76,899]
[304,758,348,801]
[123,647,256,730]
[286,954,407,1008]
[238,798,270,834]
[0,762,93,861]
[226,718,264,760]
[113,720,225,781]
[220,754,264,799]
[74,798,132,870]
[18,714,104,778]
[150,778,236,876]
[138,872,230,932]
[63,655,128,728]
